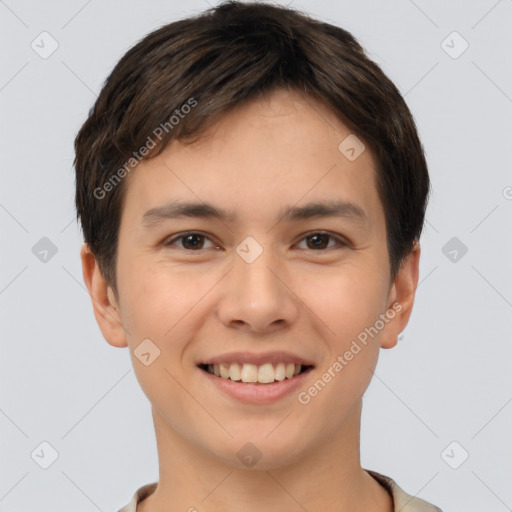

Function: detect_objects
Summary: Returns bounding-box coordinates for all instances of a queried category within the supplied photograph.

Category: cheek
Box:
[117,260,216,373]
[303,262,388,344]
[297,265,386,404]
[118,266,196,419]
[117,256,182,334]
[297,276,384,433]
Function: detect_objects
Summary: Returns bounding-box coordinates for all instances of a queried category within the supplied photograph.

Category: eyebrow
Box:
[141,199,369,228]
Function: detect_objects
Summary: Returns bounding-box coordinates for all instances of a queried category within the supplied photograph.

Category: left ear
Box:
[380,241,421,349]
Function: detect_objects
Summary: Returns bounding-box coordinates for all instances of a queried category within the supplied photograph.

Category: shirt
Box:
[117,469,443,511]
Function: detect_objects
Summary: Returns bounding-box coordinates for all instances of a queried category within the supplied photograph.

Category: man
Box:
[75,2,442,510]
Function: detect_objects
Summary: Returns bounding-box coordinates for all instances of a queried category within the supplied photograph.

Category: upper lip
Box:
[198,351,315,367]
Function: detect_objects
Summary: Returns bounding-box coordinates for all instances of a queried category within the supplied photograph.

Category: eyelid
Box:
[163,230,350,251]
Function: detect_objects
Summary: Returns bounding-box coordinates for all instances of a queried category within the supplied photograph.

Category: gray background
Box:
[1,0,511,510]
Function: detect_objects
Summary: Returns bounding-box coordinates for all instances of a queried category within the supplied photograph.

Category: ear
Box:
[380,241,421,349]
[80,243,128,348]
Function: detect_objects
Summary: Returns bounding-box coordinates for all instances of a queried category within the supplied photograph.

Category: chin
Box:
[208,430,310,471]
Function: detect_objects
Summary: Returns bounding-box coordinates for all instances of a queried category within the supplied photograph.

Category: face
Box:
[83,88,418,470]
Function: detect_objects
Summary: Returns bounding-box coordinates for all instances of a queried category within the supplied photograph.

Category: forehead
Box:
[120,88,384,231]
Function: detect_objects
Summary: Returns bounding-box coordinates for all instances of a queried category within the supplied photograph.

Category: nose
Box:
[216,243,301,334]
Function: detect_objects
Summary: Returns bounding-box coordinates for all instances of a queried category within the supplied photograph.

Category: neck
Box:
[139,401,393,512]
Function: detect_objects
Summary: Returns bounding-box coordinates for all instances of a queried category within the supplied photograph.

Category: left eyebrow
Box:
[141,199,369,228]
[281,200,368,226]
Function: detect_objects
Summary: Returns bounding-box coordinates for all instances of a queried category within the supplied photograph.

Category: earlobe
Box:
[80,243,128,348]
[380,241,421,349]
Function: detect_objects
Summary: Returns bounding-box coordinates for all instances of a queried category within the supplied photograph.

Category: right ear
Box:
[80,243,128,348]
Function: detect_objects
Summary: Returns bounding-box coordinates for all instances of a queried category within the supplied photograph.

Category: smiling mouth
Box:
[198,362,314,384]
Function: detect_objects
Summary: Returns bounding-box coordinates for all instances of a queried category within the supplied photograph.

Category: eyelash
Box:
[163,231,349,252]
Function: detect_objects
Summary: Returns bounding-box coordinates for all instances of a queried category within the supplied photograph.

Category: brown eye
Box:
[297,232,347,250]
[164,232,217,251]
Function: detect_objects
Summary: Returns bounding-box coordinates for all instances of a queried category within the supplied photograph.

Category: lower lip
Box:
[199,367,314,404]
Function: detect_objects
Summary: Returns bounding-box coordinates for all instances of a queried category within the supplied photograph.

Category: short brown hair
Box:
[74,0,430,295]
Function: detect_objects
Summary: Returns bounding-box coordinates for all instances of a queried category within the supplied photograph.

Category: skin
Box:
[81,88,420,512]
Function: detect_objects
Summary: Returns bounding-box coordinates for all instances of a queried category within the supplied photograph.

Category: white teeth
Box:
[228,363,241,381]
[285,363,295,379]
[274,362,286,381]
[219,363,230,379]
[240,363,258,383]
[257,363,275,383]
[205,362,306,383]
